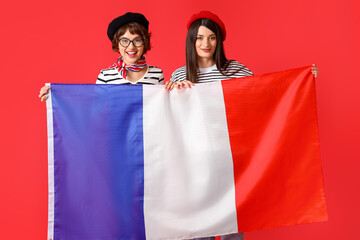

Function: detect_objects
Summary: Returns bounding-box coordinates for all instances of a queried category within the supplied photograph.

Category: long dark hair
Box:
[185,18,231,83]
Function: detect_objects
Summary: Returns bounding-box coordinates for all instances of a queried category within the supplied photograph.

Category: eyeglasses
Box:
[118,37,144,48]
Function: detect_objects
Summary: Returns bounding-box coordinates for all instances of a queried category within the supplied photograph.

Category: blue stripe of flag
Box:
[51,84,146,240]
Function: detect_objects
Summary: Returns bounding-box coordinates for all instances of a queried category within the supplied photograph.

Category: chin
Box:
[198,54,213,59]
[125,57,140,65]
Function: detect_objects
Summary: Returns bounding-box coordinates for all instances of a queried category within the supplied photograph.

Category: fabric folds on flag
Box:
[46,66,327,240]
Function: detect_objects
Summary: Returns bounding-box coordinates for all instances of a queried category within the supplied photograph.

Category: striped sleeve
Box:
[138,66,164,85]
[170,66,186,82]
[223,61,254,77]
[96,68,126,84]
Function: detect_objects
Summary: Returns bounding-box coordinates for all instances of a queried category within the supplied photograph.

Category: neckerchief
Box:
[110,56,147,79]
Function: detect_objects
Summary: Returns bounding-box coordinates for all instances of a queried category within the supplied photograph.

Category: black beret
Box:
[107,12,149,41]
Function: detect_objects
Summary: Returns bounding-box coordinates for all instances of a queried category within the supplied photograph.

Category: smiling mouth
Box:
[200,49,211,52]
[126,51,137,57]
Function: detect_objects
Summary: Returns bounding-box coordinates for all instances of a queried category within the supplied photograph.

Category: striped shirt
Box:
[96,65,164,85]
[170,61,253,83]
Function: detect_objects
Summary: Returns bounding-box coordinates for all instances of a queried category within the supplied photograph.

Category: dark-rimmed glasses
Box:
[118,37,144,48]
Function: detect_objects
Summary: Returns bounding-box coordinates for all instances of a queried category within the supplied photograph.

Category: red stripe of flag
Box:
[222,66,328,232]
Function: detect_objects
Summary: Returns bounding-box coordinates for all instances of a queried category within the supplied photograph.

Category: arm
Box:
[158,69,165,85]
[96,70,107,84]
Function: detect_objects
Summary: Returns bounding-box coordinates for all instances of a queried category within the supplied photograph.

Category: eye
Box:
[196,36,203,40]
[120,38,129,44]
[210,36,216,40]
[133,39,142,43]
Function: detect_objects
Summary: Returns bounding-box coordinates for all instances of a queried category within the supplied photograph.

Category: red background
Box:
[1,0,359,239]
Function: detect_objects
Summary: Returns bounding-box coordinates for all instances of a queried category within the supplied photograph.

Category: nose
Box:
[202,39,210,47]
[127,41,136,49]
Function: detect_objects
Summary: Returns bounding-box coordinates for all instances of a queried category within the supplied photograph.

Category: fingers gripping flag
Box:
[46,66,327,240]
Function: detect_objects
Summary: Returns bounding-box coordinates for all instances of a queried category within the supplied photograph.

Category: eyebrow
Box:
[197,34,216,37]
[119,37,142,40]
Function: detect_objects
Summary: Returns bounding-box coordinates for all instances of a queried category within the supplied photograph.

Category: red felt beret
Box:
[187,11,226,40]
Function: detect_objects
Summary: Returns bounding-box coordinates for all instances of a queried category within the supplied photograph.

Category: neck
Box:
[126,65,148,82]
[197,57,216,68]
[123,60,137,65]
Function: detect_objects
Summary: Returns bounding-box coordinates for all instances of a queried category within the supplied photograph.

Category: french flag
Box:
[46,66,327,240]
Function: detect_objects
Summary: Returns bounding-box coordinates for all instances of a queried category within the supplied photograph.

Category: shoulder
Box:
[139,65,164,85]
[147,65,164,74]
[96,67,122,84]
[170,66,186,82]
[224,60,254,76]
[99,67,118,76]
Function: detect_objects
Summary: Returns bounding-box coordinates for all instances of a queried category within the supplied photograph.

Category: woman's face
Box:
[195,26,217,60]
[118,30,144,65]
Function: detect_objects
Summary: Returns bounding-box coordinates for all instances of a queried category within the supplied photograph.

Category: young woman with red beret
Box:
[165,11,318,240]
[165,11,318,90]
[39,12,164,101]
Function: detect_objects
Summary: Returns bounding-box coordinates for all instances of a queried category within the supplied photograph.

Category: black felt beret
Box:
[107,12,149,41]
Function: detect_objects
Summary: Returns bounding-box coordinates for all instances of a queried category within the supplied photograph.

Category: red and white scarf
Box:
[110,56,147,80]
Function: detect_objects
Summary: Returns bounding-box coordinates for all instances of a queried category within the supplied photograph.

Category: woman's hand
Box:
[39,85,50,102]
[312,64,319,78]
[165,80,194,90]
[164,80,176,90]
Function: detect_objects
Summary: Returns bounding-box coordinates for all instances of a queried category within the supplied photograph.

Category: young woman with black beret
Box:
[39,12,164,101]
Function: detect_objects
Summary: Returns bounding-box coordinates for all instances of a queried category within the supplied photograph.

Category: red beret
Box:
[187,11,226,40]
